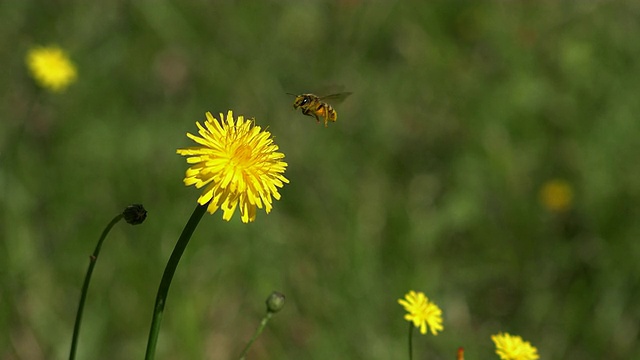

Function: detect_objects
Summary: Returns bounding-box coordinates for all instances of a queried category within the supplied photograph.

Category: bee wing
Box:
[319,92,352,104]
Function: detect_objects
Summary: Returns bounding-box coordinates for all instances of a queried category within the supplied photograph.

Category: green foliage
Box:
[2,1,640,359]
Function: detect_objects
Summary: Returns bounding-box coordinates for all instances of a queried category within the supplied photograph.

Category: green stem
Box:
[239,312,274,360]
[408,322,414,360]
[144,203,207,360]
[69,213,124,360]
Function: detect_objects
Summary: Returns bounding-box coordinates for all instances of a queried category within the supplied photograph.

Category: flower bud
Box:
[123,204,147,225]
[265,291,285,314]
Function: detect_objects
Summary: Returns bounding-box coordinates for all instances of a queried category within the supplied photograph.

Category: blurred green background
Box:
[2,0,640,359]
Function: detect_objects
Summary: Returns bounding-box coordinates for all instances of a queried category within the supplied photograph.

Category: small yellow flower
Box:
[398,290,443,335]
[177,111,289,223]
[26,45,77,92]
[491,332,539,360]
[539,179,573,212]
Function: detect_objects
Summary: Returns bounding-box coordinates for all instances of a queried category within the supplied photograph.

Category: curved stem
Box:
[144,204,207,360]
[69,213,124,360]
[238,312,273,360]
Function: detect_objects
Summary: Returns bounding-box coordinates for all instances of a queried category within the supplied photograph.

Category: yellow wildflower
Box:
[398,290,443,335]
[177,111,289,223]
[492,332,539,360]
[26,45,77,92]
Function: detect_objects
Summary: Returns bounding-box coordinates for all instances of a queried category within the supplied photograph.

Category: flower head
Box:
[491,332,539,360]
[177,111,289,223]
[123,204,148,225]
[265,291,286,314]
[398,290,443,335]
[26,45,77,92]
[539,179,573,212]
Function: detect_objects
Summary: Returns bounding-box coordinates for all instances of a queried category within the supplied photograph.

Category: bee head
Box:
[289,94,308,109]
[299,96,310,106]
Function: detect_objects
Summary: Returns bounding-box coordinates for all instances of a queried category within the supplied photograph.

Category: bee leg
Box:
[302,108,317,121]
[324,116,329,127]
[309,112,320,124]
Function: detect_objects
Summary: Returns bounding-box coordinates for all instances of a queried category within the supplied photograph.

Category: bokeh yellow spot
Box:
[26,45,77,92]
[539,179,574,212]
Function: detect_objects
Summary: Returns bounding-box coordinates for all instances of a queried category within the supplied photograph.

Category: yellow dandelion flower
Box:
[491,332,539,360]
[398,290,443,335]
[177,111,289,223]
[26,45,77,92]
[539,179,574,212]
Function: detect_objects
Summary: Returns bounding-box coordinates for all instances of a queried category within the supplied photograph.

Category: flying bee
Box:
[287,92,352,127]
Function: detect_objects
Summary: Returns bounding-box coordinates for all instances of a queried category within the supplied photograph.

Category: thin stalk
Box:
[408,322,414,360]
[69,213,124,360]
[144,203,207,360]
[238,312,274,360]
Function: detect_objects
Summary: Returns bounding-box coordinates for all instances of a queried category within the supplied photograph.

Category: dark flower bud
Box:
[123,204,147,225]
